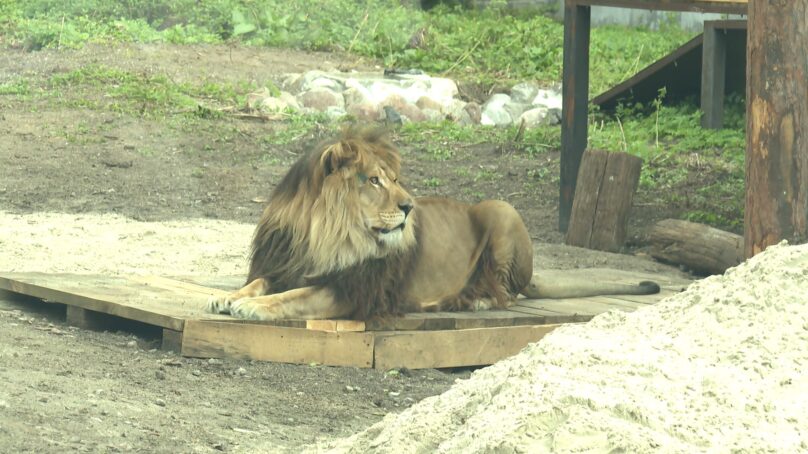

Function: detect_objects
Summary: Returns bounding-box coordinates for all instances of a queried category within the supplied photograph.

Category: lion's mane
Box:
[246,127,417,319]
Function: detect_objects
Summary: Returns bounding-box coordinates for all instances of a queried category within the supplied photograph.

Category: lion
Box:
[207,127,659,321]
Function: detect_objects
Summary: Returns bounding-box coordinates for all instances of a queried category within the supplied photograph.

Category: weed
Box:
[422,177,442,187]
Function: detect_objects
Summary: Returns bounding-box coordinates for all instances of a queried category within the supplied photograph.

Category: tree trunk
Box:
[745,0,808,257]
[648,219,743,275]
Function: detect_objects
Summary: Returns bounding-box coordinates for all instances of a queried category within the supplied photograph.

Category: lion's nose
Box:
[399,200,414,217]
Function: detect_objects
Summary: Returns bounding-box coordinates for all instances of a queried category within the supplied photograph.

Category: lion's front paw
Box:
[229,298,264,320]
[206,294,236,314]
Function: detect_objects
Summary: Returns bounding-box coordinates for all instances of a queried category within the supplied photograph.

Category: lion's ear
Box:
[321,141,357,175]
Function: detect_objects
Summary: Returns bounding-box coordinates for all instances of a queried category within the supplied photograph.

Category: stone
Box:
[298,70,345,93]
[324,106,347,120]
[517,107,551,128]
[504,101,529,123]
[531,88,563,111]
[481,94,513,127]
[510,82,540,104]
[381,94,426,122]
[305,76,344,92]
[427,77,459,102]
[298,89,345,112]
[245,87,271,110]
[347,102,382,121]
[258,96,288,112]
[463,102,482,125]
[343,86,372,108]
[278,91,300,111]
[421,108,444,122]
[416,96,443,112]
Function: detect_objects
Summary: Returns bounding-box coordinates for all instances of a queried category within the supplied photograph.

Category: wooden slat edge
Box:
[181,320,374,368]
[0,275,184,331]
[373,324,565,370]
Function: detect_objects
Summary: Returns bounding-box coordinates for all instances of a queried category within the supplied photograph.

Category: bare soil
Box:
[0,43,692,453]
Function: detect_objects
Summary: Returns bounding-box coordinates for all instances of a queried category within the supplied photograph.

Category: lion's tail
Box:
[520,276,660,299]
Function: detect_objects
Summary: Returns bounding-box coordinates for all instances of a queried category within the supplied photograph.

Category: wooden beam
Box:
[745,0,808,256]
[570,0,747,14]
[373,325,562,370]
[560,3,591,232]
[701,21,728,129]
[181,320,375,368]
[161,328,183,352]
[66,306,113,330]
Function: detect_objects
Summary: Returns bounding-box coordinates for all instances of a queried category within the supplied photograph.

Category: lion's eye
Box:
[369,176,380,185]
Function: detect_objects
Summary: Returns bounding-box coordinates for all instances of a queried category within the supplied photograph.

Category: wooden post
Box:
[745,0,808,257]
[566,149,642,252]
[559,2,591,232]
[701,21,727,129]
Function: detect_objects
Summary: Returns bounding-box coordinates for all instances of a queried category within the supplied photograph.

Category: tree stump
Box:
[648,219,743,275]
[565,149,642,252]
[745,0,808,257]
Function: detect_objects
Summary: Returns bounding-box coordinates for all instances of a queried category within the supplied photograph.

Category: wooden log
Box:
[745,0,808,257]
[566,149,643,252]
[648,219,743,275]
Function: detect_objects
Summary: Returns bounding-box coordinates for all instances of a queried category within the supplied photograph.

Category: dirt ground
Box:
[0,44,692,453]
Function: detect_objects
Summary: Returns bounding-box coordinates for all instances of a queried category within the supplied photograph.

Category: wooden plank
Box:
[599,288,680,305]
[170,275,245,291]
[701,21,727,129]
[592,34,703,112]
[374,325,564,370]
[305,319,367,332]
[131,275,227,298]
[0,273,190,331]
[516,297,625,317]
[182,320,375,368]
[449,310,547,329]
[560,3,591,232]
[570,0,747,14]
[506,305,592,323]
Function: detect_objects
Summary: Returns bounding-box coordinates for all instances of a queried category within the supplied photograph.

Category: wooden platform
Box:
[0,270,690,369]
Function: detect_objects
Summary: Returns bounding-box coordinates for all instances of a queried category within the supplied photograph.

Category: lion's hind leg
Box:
[206,277,270,314]
[438,201,533,313]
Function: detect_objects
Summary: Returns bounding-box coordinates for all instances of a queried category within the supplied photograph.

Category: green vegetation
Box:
[0,0,745,230]
[589,92,746,230]
[2,0,691,91]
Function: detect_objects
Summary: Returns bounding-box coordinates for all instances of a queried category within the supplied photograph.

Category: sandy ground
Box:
[0,210,688,453]
[317,242,808,453]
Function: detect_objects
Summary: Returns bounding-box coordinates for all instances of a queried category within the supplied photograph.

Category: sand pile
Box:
[322,242,808,453]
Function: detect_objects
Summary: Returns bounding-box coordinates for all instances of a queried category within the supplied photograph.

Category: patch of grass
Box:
[5,1,693,91]
[0,79,31,96]
[589,93,746,231]
[44,65,253,117]
[259,112,333,146]
[474,168,497,181]
[422,177,442,187]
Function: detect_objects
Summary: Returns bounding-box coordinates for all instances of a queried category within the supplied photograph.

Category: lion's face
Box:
[355,154,415,249]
